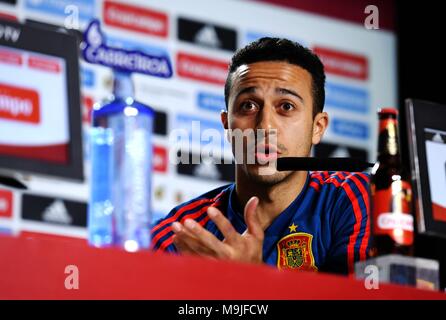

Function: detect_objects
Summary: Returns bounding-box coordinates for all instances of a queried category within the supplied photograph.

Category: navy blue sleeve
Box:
[151,207,180,252]
[321,173,370,275]
[150,184,231,252]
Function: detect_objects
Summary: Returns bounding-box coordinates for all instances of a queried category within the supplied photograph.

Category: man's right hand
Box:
[171,196,264,264]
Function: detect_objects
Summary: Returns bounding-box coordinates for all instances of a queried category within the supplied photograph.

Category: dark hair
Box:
[224,37,326,117]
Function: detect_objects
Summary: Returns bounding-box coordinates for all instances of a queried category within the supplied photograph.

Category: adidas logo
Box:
[42,200,72,225]
[194,25,221,48]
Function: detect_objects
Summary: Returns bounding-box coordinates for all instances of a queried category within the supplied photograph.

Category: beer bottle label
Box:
[372,180,414,246]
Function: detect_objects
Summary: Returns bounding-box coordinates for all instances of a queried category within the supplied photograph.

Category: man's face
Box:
[222,61,328,185]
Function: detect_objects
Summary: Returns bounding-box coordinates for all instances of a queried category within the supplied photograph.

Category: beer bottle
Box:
[370,108,414,257]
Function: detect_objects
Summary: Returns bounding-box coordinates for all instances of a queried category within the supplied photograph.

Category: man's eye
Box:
[280,102,295,112]
[240,101,257,112]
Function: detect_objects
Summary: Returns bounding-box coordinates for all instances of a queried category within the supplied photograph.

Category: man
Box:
[151,38,370,275]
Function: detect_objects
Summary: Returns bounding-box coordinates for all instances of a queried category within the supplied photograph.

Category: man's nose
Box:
[256,104,277,131]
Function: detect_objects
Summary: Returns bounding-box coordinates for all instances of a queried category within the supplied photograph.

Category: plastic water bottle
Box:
[88,70,154,251]
[88,125,114,247]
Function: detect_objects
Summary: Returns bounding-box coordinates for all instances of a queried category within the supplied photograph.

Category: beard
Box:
[238,162,295,186]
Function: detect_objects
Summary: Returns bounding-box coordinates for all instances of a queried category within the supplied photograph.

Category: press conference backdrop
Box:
[0,0,397,238]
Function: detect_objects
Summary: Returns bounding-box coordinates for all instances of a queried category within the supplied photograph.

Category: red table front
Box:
[0,233,444,300]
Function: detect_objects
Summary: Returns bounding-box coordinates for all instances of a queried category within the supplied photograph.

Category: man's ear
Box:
[221,110,230,143]
[312,112,329,145]
[221,110,228,129]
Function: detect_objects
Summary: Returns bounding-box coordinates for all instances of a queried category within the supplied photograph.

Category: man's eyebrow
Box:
[276,88,304,102]
[234,86,257,100]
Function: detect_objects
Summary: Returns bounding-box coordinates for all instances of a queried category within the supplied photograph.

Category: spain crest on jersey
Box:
[277,232,317,271]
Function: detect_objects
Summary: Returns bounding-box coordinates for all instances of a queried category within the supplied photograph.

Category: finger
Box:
[173,231,215,256]
[244,196,264,239]
[172,221,210,250]
[174,221,220,249]
[183,219,228,256]
[172,221,198,239]
[172,222,205,250]
[207,206,240,244]
[174,237,209,255]
[174,237,218,261]
[173,234,195,254]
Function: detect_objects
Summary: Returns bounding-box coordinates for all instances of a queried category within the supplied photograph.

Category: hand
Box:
[171,196,264,264]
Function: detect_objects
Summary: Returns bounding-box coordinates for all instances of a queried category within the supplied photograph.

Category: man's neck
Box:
[235,169,308,230]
